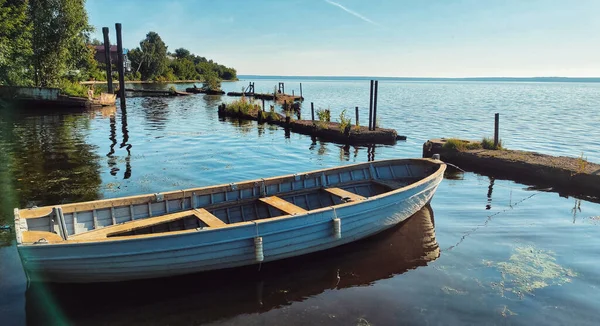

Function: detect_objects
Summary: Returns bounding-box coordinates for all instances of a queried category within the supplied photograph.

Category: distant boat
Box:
[14,158,446,283]
[0,86,115,108]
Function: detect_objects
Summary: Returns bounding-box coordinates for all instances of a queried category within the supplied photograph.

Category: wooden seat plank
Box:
[70,210,196,240]
[259,196,307,215]
[193,208,227,228]
[324,187,366,201]
[22,231,64,244]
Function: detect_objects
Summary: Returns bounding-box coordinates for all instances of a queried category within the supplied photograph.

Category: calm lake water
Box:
[1,77,599,325]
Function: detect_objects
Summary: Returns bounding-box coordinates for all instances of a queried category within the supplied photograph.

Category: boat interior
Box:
[16,160,440,244]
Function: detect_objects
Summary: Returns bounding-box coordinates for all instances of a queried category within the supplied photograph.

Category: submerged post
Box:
[372,80,379,129]
[115,23,126,109]
[311,102,315,121]
[102,27,113,94]
[494,113,500,148]
[368,80,374,130]
[355,106,359,127]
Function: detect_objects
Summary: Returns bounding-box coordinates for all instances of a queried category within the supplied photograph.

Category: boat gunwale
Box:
[15,158,445,247]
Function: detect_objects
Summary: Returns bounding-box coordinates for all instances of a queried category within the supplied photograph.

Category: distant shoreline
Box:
[80,79,238,85]
[237,75,600,83]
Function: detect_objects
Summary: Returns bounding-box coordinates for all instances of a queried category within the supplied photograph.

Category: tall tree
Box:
[0,0,32,86]
[29,0,93,87]
[137,31,168,80]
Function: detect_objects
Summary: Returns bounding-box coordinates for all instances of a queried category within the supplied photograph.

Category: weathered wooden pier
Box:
[123,88,192,97]
[217,103,400,145]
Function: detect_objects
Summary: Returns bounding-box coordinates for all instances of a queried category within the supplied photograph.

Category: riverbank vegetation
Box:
[125,33,236,83]
[0,0,102,93]
[0,0,237,96]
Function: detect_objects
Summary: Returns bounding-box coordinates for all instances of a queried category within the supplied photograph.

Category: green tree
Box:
[137,31,168,80]
[29,0,94,87]
[0,0,33,86]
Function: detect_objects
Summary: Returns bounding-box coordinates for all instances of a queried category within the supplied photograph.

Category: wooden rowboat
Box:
[14,158,446,283]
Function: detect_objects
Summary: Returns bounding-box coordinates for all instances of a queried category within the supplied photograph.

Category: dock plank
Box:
[193,208,227,228]
[259,196,307,215]
[324,187,366,201]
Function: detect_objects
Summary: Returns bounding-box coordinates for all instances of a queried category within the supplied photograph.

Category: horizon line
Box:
[237,75,600,80]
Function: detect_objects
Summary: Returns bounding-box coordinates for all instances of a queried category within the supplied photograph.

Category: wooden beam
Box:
[324,187,365,201]
[193,208,227,228]
[259,196,307,215]
[70,210,196,240]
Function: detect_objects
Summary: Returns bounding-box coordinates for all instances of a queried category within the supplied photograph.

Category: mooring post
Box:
[494,113,500,148]
[102,27,113,94]
[261,98,265,112]
[284,100,287,111]
[372,80,379,129]
[292,90,294,97]
[311,102,315,121]
[355,106,359,127]
[300,83,303,99]
[115,23,126,109]
[368,80,374,130]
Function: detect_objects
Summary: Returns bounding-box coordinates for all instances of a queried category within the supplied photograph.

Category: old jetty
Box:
[226,92,303,102]
[123,88,192,97]
[218,103,400,145]
[0,86,115,108]
[185,88,225,95]
[423,138,600,197]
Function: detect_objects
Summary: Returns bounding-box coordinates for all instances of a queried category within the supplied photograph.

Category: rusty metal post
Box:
[311,102,315,121]
[102,27,113,93]
[355,106,359,127]
[368,80,374,130]
[373,80,379,129]
[115,23,126,109]
[494,113,500,148]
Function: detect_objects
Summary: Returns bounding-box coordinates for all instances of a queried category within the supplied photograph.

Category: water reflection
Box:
[486,177,495,210]
[0,108,102,208]
[141,98,169,130]
[25,205,439,325]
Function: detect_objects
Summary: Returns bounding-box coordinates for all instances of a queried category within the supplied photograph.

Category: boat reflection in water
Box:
[26,205,439,325]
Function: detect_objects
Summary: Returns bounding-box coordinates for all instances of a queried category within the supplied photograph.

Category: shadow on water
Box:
[25,205,439,325]
[141,98,169,130]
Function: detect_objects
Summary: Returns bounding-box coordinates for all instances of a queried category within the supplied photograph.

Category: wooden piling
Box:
[373,80,379,129]
[261,98,265,111]
[368,80,374,131]
[494,113,500,148]
[115,23,126,109]
[300,83,303,99]
[355,106,359,126]
[102,27,113,94]
[311,102,315,121]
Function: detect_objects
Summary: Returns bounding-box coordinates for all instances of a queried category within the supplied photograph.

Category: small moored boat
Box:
[15,158,446,283]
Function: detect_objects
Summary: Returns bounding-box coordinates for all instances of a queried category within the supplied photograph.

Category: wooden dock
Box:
[218,104,402,145]
[226,92,303,102]
[123,88,192,97]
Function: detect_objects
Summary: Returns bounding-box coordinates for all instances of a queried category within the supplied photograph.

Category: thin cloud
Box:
[324,0,382,27]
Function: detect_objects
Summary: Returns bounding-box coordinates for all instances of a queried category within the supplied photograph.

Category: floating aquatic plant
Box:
[484,246,576,299]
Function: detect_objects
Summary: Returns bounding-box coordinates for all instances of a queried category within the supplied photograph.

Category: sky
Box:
[85,0,600,77]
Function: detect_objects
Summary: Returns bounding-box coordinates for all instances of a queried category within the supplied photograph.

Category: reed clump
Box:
[338,109,351,134]
[443,138,481,151]
[226,96,260,115]
[481,137,503,150]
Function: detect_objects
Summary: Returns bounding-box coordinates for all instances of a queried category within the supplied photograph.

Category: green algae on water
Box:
[485,246,577,299]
